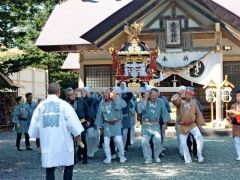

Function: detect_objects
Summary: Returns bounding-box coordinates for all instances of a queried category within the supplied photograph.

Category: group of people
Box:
[12,82,240,180]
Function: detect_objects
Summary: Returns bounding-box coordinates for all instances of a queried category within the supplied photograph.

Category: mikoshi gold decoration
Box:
[109,22,159,87]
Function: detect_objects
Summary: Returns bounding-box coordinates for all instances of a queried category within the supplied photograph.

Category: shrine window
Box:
[84,65,116,87]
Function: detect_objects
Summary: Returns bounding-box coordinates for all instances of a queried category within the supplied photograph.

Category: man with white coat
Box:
[28,82,84,180]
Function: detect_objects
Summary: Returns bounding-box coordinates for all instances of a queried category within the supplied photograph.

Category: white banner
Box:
[153,51,223,86]
[180,52,223,85]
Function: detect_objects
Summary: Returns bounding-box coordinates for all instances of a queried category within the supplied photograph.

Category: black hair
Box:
[150,88,159,93]
[15,96,22,103]
[25,92,32,98]
[235,90,240,94]
[65,87,74,94]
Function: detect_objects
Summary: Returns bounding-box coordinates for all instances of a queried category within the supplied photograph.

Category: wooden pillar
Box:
[214,53,223,123]
[211,102,214,125]
[216,72,223,123]
[78,51,84,88]
[215,23,223,123]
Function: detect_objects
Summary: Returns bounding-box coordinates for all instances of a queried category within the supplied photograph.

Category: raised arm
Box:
[171,93,181,107]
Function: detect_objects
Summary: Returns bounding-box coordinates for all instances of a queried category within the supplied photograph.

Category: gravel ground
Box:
[0,130,240,180]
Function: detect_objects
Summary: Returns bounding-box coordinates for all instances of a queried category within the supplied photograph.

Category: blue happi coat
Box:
[138,98,170,135]
[96,96,127,137]
[12,104,29,133]
[25,101,37,123]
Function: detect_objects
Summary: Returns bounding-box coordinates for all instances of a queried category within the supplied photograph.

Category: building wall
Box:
[8,68,48,100]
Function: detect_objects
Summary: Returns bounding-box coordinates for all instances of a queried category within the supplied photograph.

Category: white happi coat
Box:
[28,95,84,168]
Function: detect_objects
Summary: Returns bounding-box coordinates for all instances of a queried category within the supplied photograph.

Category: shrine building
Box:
[36,0,240,121]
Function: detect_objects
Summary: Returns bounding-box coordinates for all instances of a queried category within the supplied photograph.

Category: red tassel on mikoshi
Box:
[111,49,122,76]
[149,51,157,73]
[111,50,119,70]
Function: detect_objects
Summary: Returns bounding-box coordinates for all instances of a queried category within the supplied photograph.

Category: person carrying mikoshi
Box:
[171,87,205,164]
[137,88,170,164]
[226,90,240,161]
[76,87,100,159]
[65,87,92,164]
[95,88,127,164]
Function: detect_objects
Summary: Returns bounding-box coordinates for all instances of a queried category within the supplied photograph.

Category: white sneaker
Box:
[198,156,204,163]
[88,153,94,158]
[120,157,127,163]
[185,161,192,164]
[236,157,240,161]
[143,159,152,164]
[103,159,111,164]
[111,154,117,160]
[155,158,161,163]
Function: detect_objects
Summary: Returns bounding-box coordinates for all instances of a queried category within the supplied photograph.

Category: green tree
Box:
[0,0,78,89]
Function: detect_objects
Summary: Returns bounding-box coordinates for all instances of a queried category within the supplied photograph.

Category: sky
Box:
[211,0,240,17]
